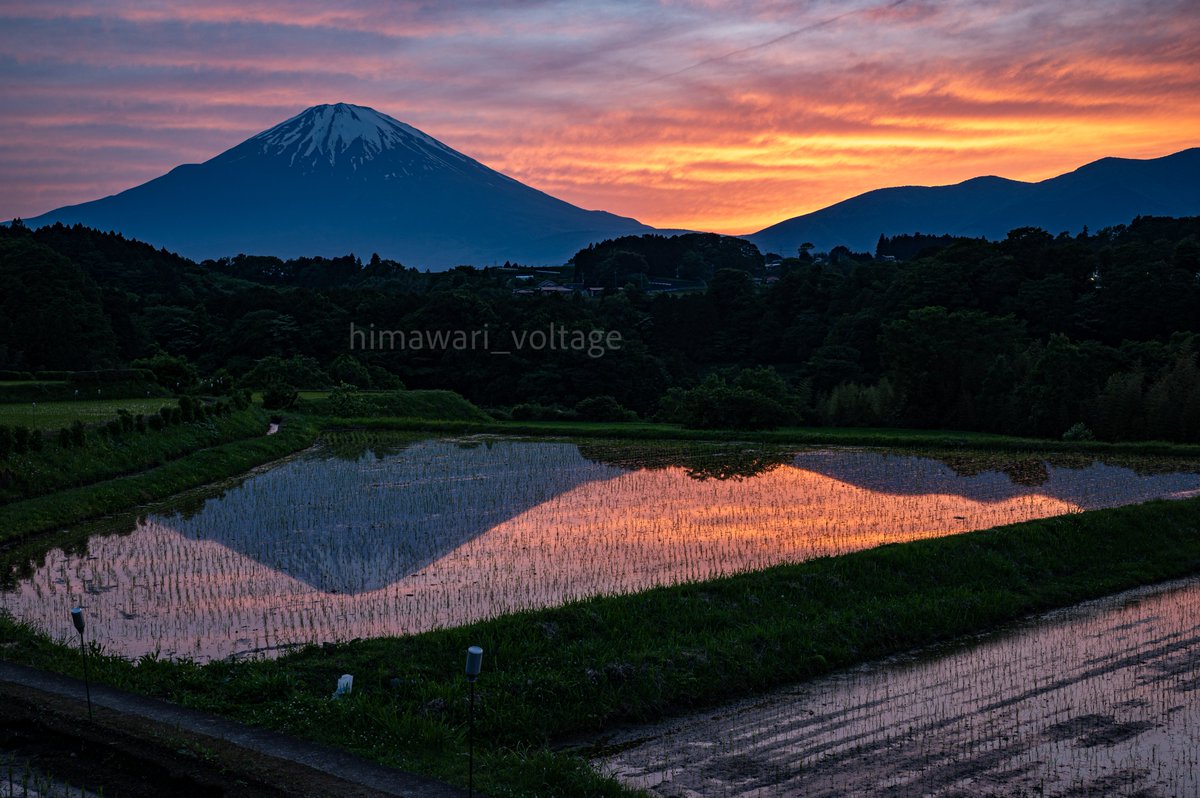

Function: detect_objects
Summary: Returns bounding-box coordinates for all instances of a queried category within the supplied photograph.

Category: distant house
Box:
[536,280,573,295]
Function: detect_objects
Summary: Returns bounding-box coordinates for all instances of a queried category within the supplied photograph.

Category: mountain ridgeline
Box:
[21,103,652,268]
[14,101,1199,268]
[749,148,1200,256]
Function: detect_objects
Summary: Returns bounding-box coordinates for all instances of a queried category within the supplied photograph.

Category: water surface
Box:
[4,437,1198,661]
[597,576,1200,797]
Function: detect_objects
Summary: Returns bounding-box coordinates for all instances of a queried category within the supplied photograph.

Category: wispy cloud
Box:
[1,0,1197,233]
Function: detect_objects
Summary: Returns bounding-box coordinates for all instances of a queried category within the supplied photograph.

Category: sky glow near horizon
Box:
[1,0,1198,234]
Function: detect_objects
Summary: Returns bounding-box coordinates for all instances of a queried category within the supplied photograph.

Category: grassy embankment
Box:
[0,397,175,431]
[264,386,1200,456]
[4,495,1200,796]
[0,389,486,544]
[323,415,1200,458]
[0,406,316,545]
[1,407,276,504]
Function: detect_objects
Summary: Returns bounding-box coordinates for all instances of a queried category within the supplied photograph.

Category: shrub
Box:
[367,365,404,390]
[511,403,577,422]
[262,381,299,410]
[178,395,196,423]
[326,384,367,416]
[131,353,198,392]
[1062,422,1095,441]
[818,380,898,427]
[147,414,165,431]
[207,368,234,396]
[659,373,794,430]
[574,395,637,422]
[10,426,31,454]
[70,421,86,447]
[58,427,73,449]
[241,355,329,390]
[328,355,372,389]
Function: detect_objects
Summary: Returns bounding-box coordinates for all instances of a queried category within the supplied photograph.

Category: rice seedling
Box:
[4,435,1199,664]
[595,576,1200,797]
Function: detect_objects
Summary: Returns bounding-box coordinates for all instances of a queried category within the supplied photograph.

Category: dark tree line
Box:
[2,216,1199,440]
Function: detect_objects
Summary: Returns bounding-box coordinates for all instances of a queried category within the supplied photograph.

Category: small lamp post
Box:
[70,607,93,721]
[465,645,483,798]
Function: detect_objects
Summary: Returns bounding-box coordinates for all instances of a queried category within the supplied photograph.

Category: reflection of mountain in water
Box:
[790,451,1200,508]
[155,440,626,594]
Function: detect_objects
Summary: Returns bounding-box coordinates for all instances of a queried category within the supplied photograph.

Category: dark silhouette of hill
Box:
[750,148,1200,255]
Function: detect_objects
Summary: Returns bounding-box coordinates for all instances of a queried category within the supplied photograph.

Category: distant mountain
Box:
[22,103,654,268]
[749,148,1200,256]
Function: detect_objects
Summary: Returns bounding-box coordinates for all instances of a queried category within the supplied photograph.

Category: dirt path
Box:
[594,576,1200,797]
[0,660,467,798]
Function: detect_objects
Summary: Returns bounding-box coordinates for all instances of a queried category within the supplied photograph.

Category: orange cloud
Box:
[2,0,1198,236]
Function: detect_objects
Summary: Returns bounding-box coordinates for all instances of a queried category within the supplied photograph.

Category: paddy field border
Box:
[3,406,1200,795]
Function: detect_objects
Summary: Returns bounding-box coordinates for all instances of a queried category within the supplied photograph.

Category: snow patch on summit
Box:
[252,103,471,170]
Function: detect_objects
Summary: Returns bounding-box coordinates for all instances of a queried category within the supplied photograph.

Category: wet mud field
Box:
[595,577,1200,797]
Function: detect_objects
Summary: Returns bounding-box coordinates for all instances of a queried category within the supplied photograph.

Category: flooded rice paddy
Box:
[4,436,1200,662]
[595,576,1200,798]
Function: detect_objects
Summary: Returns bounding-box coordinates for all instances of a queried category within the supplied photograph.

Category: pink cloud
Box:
[2,0,1198,232]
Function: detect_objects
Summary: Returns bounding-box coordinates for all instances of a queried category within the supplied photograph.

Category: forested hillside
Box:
[2,217,1198,441]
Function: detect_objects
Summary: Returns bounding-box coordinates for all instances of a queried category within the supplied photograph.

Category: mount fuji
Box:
[22,103,655,267]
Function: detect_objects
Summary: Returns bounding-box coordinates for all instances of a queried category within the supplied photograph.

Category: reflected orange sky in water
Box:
[5,465,1078,662]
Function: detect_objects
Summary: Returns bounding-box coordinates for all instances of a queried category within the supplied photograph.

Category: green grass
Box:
[0,380,166,404]
[4,494,1200,796]
[319,417,1200,458]
[250,390,333,402]
[0,407,273,504]
[0,397,175,430]
[305,389,492,423]
[0,417,317,543]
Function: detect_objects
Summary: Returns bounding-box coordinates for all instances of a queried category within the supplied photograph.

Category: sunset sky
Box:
[2,0,1198,234]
